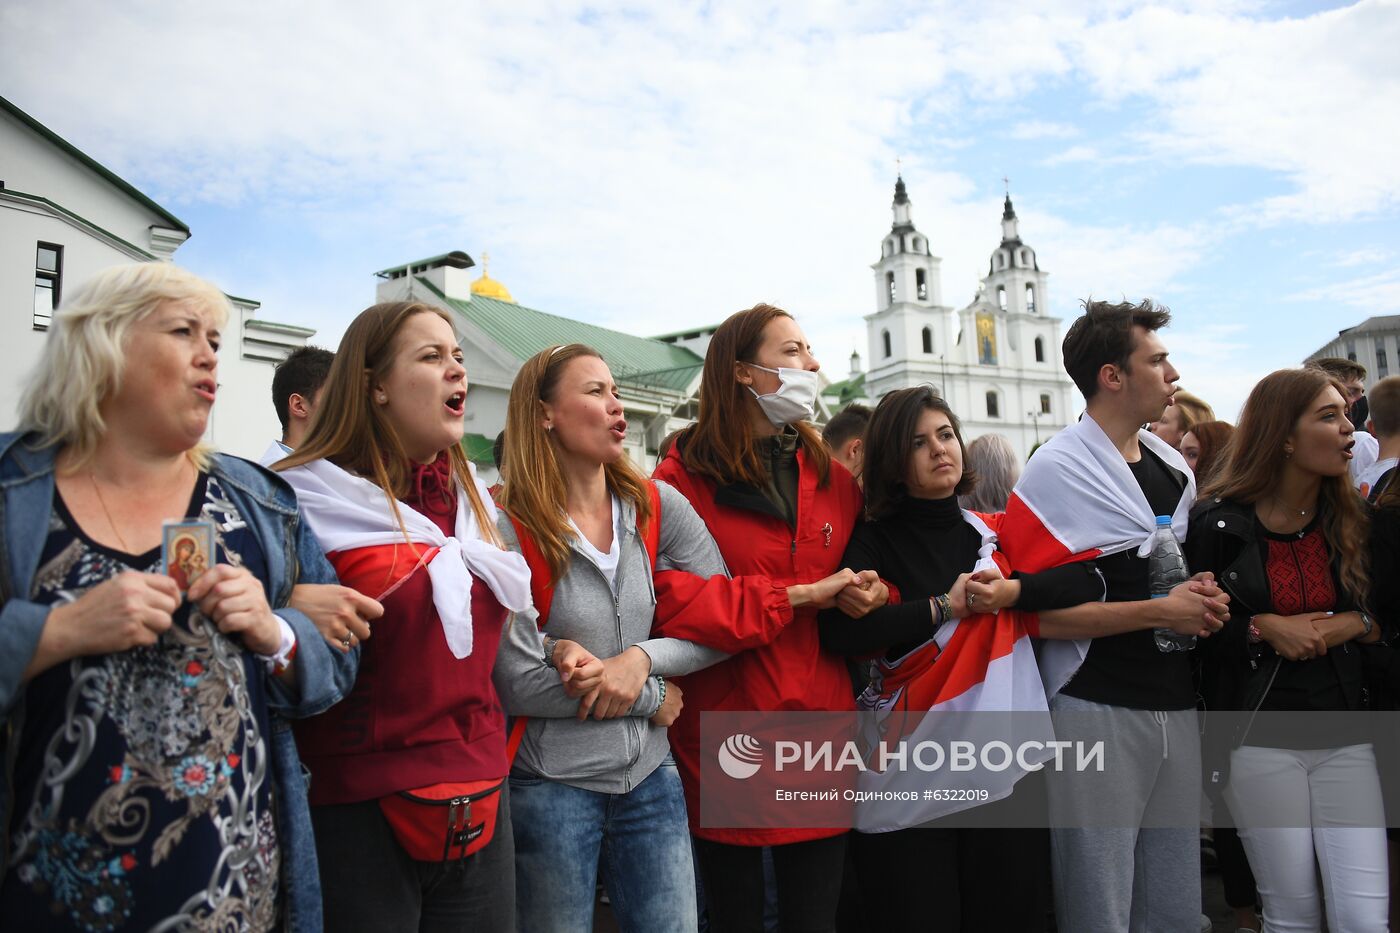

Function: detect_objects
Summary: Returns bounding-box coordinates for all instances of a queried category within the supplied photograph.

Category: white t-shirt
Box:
[568,494,622,590]
[1356,455,1398,499]
[1350,431,1381,484]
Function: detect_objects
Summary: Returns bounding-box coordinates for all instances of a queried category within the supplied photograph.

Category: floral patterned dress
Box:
[0,474,280,932]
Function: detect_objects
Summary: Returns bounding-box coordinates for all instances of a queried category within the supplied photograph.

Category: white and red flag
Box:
[278,458,533,658]
[854,510,1054,829]
[998,413,1195,696]
[852,415,1193,830]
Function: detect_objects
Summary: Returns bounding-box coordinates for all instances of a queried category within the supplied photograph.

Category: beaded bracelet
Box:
[652,676,667,716]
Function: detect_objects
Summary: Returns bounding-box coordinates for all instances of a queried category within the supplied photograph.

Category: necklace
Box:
[90,471,133,552]
[1271,493,1313,518]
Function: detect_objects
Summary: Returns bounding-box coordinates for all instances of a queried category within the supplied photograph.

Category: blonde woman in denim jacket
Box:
[0,264,357,932]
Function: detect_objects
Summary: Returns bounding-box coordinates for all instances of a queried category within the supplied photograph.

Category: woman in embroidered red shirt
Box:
[1187,368,1386,932]
[275,302,602,931]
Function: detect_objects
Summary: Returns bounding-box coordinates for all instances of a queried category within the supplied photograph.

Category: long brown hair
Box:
[499,344,653,585]
[275,301,500,547]
[1188,420,1235,494]
[679,303,831,487]
[1202,369,1368,605]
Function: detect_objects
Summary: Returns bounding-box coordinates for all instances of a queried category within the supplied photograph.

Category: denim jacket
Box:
[0,431,358,933]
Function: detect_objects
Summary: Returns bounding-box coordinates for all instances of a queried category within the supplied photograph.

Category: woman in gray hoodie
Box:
[493,344,860,932]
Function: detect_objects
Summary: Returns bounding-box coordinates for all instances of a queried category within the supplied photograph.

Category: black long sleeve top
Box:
[818,494,1104,660]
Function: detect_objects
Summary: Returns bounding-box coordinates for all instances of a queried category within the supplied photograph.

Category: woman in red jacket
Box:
[652,303,880,932]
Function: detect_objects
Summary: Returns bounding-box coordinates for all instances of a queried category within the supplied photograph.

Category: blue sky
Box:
[3,0,1398,420]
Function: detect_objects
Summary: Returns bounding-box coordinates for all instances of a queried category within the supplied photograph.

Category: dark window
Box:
[882,329,891,358]
[997,286,1007,312]
[986,391,999,418]
[922,326,932,354]
[886,272,896,304]
[1040,393,1052,414]
[1034,337,1045,362]
[916,268,928,301]
[34,242,62,330]
[1025,283,1036,314]
[1379,341,1389,378]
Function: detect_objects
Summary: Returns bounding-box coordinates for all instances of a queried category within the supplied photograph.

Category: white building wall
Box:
[1,108,172,254]
[1310,325,1400,388]
[2,103,312,459]
[0,199,154,428]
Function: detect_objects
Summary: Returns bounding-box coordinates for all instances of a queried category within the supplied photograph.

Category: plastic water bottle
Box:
[1148,515,1194,652]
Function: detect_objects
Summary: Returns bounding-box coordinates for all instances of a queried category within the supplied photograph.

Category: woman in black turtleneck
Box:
[818,386,1101,933]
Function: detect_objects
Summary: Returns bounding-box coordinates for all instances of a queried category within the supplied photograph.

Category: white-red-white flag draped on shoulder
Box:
[854,511,1052,830]
[278,458,533,659]
[998,413,1195,697]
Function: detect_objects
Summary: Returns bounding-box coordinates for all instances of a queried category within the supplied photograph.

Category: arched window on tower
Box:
[882,329,892,358]
[1025,284,1036,314]
[986,390,1000,419]
[886,272,896,304]
[921,327,933,354]
[1034,337,1045,363]
[912,237,922,253]
[997,286,1007,312]
[1040,393,1052,415]
[916,269,928,301]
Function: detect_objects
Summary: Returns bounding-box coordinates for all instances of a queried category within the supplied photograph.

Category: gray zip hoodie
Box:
[492,481,728,793]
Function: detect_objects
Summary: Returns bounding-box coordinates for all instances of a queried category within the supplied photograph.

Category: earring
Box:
[1284,447,1293,459]
[377,394,387,404]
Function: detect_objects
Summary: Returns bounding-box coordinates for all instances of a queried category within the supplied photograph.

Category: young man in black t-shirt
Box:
[1013,301,1230,933]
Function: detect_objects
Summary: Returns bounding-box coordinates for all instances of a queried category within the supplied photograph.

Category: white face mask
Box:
[745,363,819,427]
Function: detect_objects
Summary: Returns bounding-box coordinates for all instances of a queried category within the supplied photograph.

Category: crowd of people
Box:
[2,261,1398,933]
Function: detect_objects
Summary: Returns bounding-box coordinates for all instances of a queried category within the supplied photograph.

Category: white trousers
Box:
[1224,743,1389,933]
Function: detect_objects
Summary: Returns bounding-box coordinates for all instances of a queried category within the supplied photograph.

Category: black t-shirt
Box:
[1059,445,1196,710]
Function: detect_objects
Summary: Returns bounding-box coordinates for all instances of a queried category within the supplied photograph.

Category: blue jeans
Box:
[511,758,697,933]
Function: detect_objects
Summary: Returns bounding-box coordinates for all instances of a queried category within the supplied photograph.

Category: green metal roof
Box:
[821,372,867,407]
[417,277,703,393]
[461,433,496,465]
[1,96,189,233]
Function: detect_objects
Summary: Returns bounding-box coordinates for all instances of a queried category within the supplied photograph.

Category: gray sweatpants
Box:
[1046,692,1202,933]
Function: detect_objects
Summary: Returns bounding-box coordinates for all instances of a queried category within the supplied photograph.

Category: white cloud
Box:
[0,0,1393,399]
[1011,120,1080,140]
[1292,270,1400,315]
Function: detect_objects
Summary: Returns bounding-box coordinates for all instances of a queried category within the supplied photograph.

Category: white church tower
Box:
[863,180,1075,459]
[864,176,956,389]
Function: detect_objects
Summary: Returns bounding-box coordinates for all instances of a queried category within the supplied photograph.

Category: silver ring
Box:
[967,593,977,608]
[341,635,353,650]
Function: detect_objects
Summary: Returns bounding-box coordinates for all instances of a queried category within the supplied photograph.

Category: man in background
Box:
[822,403,871,484]
[261,345,335,466]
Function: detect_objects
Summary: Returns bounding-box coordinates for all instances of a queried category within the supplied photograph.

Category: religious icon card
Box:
[162,519,215,593]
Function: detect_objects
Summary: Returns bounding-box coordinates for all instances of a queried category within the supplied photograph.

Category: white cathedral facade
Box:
[861,178,1075,459]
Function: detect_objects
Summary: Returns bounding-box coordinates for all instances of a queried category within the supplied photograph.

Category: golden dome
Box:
[470,252,515,303]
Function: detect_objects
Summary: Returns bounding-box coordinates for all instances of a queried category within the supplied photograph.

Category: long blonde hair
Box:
[1202,368,1369,606]
[19,262,230,472]
[499,344,652,585]
[275,302,500,547]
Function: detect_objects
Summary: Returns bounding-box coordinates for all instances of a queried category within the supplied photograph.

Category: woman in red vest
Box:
[652,304,882,931]
[275,302,602,931]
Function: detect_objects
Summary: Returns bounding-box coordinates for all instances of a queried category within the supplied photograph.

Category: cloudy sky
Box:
[4,0,1398,419]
